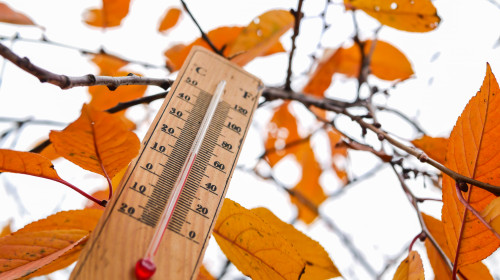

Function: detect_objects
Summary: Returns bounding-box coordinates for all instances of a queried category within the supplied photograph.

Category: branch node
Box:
[373,122,381,128]
[457,181,469,192]
[86,74,96,84]
[377,133,385,141]
[418,152,428,163]
[107,85,118,91]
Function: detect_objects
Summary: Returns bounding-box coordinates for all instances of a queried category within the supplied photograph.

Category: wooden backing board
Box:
[70,46,263,280]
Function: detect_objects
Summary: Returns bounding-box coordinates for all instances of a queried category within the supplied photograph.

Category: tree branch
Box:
[180,0,223,55]
[262,86,500,195]
[284,0,305,91]
[0,42,173,90]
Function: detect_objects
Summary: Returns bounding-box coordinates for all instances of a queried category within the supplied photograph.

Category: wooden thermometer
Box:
[70,46,263,280]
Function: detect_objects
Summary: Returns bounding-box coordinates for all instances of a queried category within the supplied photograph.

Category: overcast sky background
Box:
[1,0,500,279]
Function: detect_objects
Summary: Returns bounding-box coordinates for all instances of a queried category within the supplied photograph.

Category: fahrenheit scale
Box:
[71,46,263,280]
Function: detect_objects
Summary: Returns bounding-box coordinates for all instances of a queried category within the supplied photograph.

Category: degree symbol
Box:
[195,67,207,76]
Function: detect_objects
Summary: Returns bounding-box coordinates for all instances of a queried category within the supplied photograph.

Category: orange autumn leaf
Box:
[290,141,327,224]
[227,9,294,66]
[392,251,424,280]
[422,213,493,280]
[412,135,448,165]
[84,0,130,28]
[264,101,302,167]
[91,53,128,76]
[344,0,440,32]
[0,209,102,279]
[482,196,500,234]
[0,221,11,238]
[0,3,36,26]
[303,40,413,96]
[165,27,243,71]
[197,265,215,280]
[49,104,140,179]
[0,149,61,181]
[88,54,147,111]
[442,64,500,267]
[88,73,147,111]
[214,199,306,280]
[158,7,182,33]
[252,207,342,279]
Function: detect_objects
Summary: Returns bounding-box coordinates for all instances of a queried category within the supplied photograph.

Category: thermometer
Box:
[71,46,263,280]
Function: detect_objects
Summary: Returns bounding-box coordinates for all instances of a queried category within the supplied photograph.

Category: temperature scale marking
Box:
[71,47,263,280]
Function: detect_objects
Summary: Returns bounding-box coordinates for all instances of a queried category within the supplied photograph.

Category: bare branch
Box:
[0,34,167,69]
[180,0,223,55]
[0,42,173,90]
[284,0,305,91]
[262,87,500,195]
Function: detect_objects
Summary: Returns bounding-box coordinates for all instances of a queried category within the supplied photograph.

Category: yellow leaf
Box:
[411,136,448,165]
[303,40,413,97]
[252,208,342,279]
[422,213,493,280]
[264,101,301,167]
[0,149,61,181]
[214,199,305,280]
[49,104,140,179]
[290,141,327,224]
[0,209,102,278]
[158,7,182,33]
[344,0,440,32]
[227,9,294,66]
[164,27,243,71]
[442,64,500,267]
[84,0,130,28]
[0,3,36,26]
[392,251,424,280]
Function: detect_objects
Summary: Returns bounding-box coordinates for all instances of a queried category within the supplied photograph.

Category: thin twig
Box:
[180,0,223,55]
[391,164,454,272]
[0,33,166,69]
[377,105,426,134]
[0,42,172,90]
[106,91,169,113]
[284,0,305,91]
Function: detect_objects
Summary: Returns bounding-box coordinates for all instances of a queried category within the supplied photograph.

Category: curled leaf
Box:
[344,0,440,32]
[49,104,140,179]
[214,199,305,280]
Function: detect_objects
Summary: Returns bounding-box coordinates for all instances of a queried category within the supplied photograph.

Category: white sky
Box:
[1,0,500,279]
